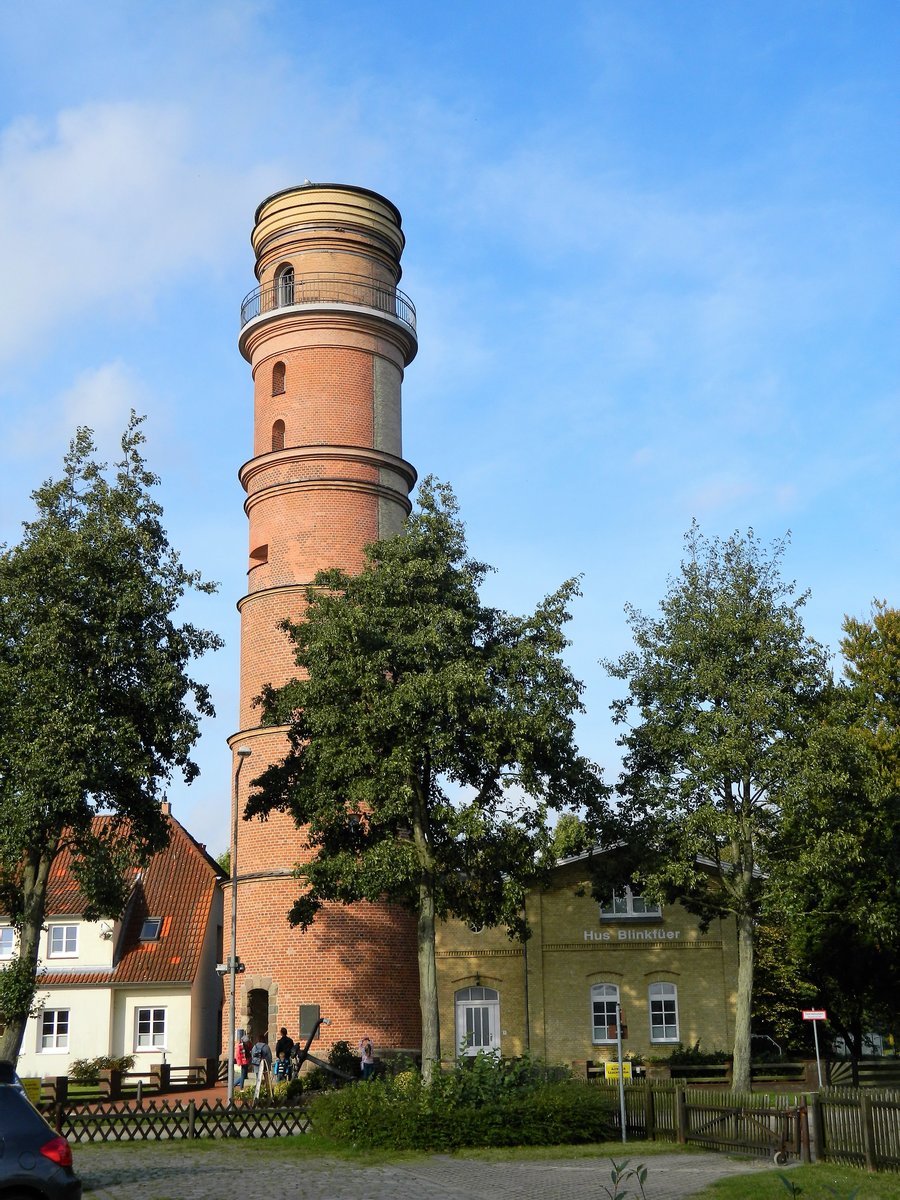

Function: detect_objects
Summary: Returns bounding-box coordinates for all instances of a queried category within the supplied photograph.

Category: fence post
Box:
[99,1068,122,1101]
[151,1063,171,1094]
[798,1103,811,1164]
[809,1093,825,1163]
[54,1101,64,1135]
[675,1087,687,1145]
[644,1085,656,1141]
[860,1093,877,1173]
[136,1079,143,1107]
[187,1099,196,1140]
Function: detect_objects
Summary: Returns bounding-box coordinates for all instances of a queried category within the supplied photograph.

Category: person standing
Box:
[275,1026,294,1059]
[358,1035,375,1081]
[251,1032,272,1078]
[235,1028,251,1088]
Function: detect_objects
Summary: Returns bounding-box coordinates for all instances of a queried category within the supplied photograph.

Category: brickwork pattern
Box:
[230,185,421,1056]
[435,862,738,1068]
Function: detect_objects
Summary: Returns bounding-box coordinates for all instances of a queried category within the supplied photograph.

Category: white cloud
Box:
[683,474,757,515]
[0,101,270,363]
[10,360,148,462]
[60,361,146,448]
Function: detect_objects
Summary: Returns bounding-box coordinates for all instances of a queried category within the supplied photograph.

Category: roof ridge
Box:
[165,812,228,879]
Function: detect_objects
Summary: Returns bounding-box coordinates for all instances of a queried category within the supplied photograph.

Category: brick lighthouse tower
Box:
[227,185,421,1057]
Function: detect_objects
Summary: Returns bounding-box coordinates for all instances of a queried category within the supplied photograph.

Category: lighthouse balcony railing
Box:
[240,273,416,335]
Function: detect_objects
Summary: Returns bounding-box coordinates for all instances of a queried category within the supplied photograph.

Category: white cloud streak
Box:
[0,101,269,363]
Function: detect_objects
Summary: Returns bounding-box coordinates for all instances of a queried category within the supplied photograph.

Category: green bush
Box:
[233,1076,303,1106]
[326,1039,360,1083]
[309,1051,614,1150]
[666,1042,731,1066]
[69,1055,135,1083]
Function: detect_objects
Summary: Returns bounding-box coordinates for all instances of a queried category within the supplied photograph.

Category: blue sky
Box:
[1,1,898,854]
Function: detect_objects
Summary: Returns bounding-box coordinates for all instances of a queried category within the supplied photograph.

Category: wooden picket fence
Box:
[598,1080,900,1172]
[811,1088,900,1172]
[41,1077,900,1169]
[603,1083,806,1163]
[44,1097,311,1142]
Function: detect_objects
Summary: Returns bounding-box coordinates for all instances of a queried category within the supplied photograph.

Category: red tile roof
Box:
[37,814,225,988]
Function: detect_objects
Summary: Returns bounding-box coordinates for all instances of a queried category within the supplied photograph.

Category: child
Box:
[273,1049,291,1081]
[359,1035,375,1081]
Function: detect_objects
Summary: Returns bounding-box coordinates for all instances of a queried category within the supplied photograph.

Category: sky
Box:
[1,1,897,855]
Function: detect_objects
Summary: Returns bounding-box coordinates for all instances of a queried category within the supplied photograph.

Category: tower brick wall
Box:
[226,184,421,1057]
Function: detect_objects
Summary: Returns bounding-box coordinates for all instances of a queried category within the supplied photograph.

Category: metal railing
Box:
[240,273,416,335]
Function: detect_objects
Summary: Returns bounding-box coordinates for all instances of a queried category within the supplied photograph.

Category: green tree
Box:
[767,610,900,1077]
[842,601,900,788]
[603,523,828,1091]
[0,416,221,1059]
[549,812,595,861]
[247,478,604,1079]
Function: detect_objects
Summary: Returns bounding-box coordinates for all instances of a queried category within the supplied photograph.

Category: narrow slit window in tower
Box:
[272,420,285,452]
[272,361,285,395]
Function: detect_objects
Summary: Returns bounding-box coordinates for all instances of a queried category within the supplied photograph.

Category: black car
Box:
[0,1061,81,1200]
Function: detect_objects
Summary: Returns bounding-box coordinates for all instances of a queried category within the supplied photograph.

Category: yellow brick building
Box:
[436,853,738,1069]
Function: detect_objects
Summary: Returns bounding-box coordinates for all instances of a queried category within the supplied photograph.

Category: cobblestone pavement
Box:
[76,1142,789,1199]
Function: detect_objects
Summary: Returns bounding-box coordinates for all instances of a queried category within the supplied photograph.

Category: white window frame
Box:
[600,886,662,921]
[47,924,78,958]
[454,986,500,1056]
[135,1006,167,1051]
[276,264,295,307]
[591,982,621,1044]
[649,981,680,1043]
[40,1009,70,1052]
[0,927,14,959]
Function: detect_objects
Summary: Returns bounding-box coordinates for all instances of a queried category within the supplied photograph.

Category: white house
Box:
[2,807,225,1079]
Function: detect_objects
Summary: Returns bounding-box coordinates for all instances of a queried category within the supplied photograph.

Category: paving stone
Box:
[75,1143,791,1200]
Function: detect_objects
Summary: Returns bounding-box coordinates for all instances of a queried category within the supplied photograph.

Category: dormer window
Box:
[600,886,661,921]
[140,918,162,941]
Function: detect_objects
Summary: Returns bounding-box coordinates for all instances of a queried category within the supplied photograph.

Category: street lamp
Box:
[227,745,251,1105]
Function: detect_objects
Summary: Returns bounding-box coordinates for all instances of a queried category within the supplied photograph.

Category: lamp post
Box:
[227,745,251,1104]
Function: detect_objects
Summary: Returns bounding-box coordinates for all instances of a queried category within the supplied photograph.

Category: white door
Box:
[455,986,500,1056]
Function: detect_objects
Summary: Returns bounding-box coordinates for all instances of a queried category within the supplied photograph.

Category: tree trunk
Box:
[416,878,440,1084]
[411,769,440,1083]
[0,850,53,1061]
[732,910,754,1092]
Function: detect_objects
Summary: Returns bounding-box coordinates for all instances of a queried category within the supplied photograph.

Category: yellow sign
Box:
[604,1061,632,1081]
[21,1077,42,1106]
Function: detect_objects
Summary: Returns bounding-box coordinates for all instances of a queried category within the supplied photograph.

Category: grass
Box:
[74,1132,422,1165]
[453,1139,703,1162]
[689,1163,899,1199]
[72,1135,742,1169]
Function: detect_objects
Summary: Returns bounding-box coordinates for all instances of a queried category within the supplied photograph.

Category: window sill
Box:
[599,915,663,923]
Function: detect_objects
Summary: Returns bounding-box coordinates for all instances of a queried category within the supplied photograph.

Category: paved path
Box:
[76,1142,790,1199]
